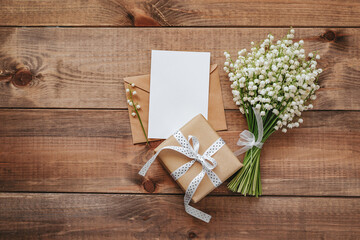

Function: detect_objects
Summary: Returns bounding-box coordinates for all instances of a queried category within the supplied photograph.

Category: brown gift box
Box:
[155,114,242,203]
[124,64,227,144]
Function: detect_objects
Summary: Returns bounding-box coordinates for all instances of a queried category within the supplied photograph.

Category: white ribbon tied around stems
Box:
[234,108,264,156]
[138,130,225,223]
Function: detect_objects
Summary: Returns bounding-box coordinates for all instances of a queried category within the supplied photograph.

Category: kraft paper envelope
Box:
[124,64,227,144]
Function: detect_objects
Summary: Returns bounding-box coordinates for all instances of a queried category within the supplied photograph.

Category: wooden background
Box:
[0,1,359,239]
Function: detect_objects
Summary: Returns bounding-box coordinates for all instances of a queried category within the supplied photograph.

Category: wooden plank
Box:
[0,193,359,239]
[0,28,359,110]
[1,0,360,27]
[0,109,359,196]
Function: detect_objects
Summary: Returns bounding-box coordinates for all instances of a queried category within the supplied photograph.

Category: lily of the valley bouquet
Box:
[224,28,322,196]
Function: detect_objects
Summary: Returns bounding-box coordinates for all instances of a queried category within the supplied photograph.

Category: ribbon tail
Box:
[184,170,211,223]
[185,205,211,223]
[253,107,264,146]
[233,145,251,156]
[138,151,160,176]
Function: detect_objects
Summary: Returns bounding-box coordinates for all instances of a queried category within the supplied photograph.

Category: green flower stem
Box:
[228,147,262,196]
[128,86,149,145]
[134,104,149,145]
[228,109,279,197]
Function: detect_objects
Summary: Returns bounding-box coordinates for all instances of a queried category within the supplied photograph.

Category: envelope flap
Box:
[126,62,226,144]
[210,64,218,74]
[124,74,150,92]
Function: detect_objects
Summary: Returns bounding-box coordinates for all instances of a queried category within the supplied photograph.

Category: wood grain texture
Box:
[1,109,359,196]
[0,28,359,110]
[1,0,360,27]
[1,1,359,238]
[0,193,359,240]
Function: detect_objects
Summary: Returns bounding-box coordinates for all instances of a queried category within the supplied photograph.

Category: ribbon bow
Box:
[234,108,264,156]
[139,130,225,223]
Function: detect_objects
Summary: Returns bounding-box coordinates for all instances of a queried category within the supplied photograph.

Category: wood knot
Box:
[142,179,156,193]
[321,30,336,41]
[187,231,197,239]
[129,9,161,26]
[12,69,33,87]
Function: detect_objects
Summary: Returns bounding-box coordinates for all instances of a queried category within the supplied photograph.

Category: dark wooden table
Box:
[0,1,360,239]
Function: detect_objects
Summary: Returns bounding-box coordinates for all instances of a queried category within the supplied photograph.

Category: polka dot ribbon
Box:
[139,130,225,223]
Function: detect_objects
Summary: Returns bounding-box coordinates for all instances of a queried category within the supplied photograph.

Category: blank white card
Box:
[148,50,210,139]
